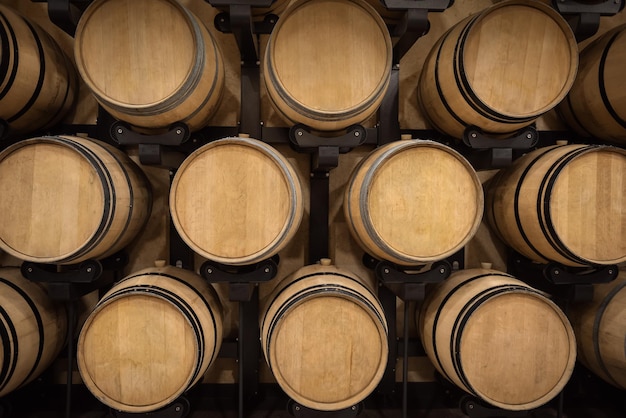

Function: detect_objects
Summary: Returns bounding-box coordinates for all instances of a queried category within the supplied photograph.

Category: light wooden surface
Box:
[344,139,483,265]
[77,264,223,413]
[263,0,392,131]
[170,137,304,265]
[260,261,388,411]
[558,23,626,144]
[0,267,67,397]
[419,268,576,411]
[0,135,152,264]
[485,144,626,267]
[74,0,224,132]
[568,269,626,390]
[0,4,77,134]
[418,0,578,138]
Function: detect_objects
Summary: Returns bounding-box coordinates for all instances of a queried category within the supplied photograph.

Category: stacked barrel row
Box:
[0,0,623,415]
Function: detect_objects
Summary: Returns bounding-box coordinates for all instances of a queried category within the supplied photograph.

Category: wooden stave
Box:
[418,268,576,411]
[169,136,304,266]
[262,0,392,132]
[260,261,388,411]
[0,267,67,397]
[77,265,223,413]
[485,143,626,267]
[73,0,225,132]
[0,135,152,264]
[343,139,483,266]
[0,4,77,135]
[417,0,578,139]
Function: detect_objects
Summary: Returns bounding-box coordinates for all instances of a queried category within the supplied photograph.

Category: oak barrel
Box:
[261,260,388,411]
[263,0,392,132]
[74,0,224,132]
[0,135,152,264]
[568,270,626,390]
[417,0,578,139]
[485,143,626,267]
[77,264,223,413]
[0,267,67,397]
[558,24,626,145]
[170,137,303,266]
[0,4,77,134]
[344,139,483,265]
[418,268,576,411]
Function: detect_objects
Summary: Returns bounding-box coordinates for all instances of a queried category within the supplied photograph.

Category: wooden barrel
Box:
[557,24,626,145]
[260,260,388,411]
[74,0,224,132]
[170,137,303,266]
[417,0,578,139]
[0,267,67,397]
[0,4,77,134]
[485,143,626,267]
[77,263,223,413]
[0,135,152,264]
[344,139,483,266]
[263,0,392,132]
[418,268,576,411]
[568,270,626,390]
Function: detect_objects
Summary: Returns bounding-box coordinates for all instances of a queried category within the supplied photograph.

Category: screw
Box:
[207,268,213,274]
[297,130,303,136]
[86,267,93,273]
[117,128,123,134]
[440,268,445,274]
[175,406,181,412]
[384,268,390,274]
[608,269,614,274]
[351,405,357,411]
[471,132,477,138]
[527,133,533,139]
[554,270,560,275]
[28,267,33,273]
[354,131,360,137]
[295,405,300,411]
[468,404,474,410]
[176,129,182,135]
[264,267,270,273]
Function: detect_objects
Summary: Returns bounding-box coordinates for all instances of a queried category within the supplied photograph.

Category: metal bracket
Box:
[200,256,278,285]
[508,253,619,304]
[553,0,625,42]
[288,400,362,417]
[110,121,189,167]
[111,397,190,418]
[38,0,84,36]
[460,395,530,418]
[289,124,367,152]
[214,12,278,35]
[462,125,538,169]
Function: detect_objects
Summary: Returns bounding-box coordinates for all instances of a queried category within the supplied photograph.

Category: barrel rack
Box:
[1,0,624,418]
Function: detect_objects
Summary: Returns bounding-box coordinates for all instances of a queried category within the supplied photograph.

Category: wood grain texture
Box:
[260,261,388,411]
[0,4,77,134]
[485,144,626,267]
[170,137,303,266]
[263,0,392,131]
[344,139,483,265]
[568,269,626,390]
[558,24,626,144]
[417,0,578,138]
[77,265,223,413]
[0,135,152,264]
[0,267,67,397]
[418,268,576,411]
[74,0,224,131]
